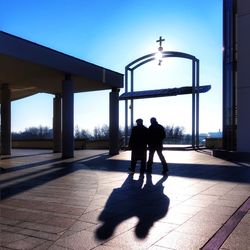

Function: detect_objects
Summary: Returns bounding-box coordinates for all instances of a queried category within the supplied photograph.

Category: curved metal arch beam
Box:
[162,51,198,60]
[126,52,156,69]
[126,51,198,71]
[131,58,155,71]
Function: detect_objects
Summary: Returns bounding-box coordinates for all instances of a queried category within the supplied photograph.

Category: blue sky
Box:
[1,0,222,134]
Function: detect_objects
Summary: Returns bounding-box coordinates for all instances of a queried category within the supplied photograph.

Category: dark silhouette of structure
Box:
[0,31,123,158]
[120,38,211,148]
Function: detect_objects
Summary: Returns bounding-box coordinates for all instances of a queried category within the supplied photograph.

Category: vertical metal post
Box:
[192,60,196,148]
[130,70,134,131]
[196,60,200,147]
[124,68,128,145]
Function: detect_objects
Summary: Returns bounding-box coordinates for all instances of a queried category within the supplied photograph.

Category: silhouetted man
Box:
[147,117,168,175]
[128,118,148,174]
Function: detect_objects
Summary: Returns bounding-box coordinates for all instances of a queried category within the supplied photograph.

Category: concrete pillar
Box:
[109,88,120,155]
[236,1,250,152]
[53,94,62,153]
[62,75,74,158]
[1,84,11,155]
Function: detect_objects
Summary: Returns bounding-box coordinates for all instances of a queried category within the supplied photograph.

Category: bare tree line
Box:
[12,124,192,144]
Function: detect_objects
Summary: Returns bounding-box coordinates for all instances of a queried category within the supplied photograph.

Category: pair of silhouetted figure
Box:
[128,117,169,175]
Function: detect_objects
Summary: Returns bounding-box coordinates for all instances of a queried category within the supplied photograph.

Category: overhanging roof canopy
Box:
[119,85,211,100]
[0,31,123,102]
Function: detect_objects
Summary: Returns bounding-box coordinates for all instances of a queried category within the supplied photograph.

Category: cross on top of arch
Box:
[156,36,165,51]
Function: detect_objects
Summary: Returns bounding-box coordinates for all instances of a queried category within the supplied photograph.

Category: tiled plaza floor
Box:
[0,149,250,250]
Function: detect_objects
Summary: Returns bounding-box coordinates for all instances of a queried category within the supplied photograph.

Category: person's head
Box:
[136,118,143,126]
[150,117,157,125]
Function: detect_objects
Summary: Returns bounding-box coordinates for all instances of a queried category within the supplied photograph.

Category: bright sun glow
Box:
[155,51,163,62]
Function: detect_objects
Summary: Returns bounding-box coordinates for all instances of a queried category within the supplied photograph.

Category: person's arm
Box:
[161,126,166,140]
[128,128,135,148]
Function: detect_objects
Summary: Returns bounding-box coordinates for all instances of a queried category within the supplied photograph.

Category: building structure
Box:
[119,50,211,148]
[223,0,250,154]
[0,31,123,158]
[2,0,250,158]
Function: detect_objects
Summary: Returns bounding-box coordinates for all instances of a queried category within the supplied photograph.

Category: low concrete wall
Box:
[213,149,250,162]
[85,140,109,149]
[12,139,109,150]
[13,140,54,149]
[205,138,223,149]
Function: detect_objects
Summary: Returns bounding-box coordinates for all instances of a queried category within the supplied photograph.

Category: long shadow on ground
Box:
[95,173,169,240]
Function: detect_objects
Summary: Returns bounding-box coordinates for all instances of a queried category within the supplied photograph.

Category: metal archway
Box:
[122,51,201,148]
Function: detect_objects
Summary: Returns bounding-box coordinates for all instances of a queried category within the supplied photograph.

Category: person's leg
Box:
[129,150,137,172]
[146,148,155,173]
[156,148,168,174]
[140,151,147,174]
[129,160,136,172]
[140,161,146,174]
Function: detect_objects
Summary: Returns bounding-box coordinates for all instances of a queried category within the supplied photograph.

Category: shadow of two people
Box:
[96,173,169,240]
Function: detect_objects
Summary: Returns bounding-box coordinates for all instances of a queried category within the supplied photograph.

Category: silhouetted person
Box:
[147,117,169,175]
[128,118,148,174]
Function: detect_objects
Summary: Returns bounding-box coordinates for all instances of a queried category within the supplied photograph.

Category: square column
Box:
[109,88,120,155]
[53,94,62,153]
[236,1,250,152]
[62,75,74,158]
[1,84,11,155]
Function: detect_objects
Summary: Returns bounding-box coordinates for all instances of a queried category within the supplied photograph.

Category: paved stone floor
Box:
[0,149,250,250]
